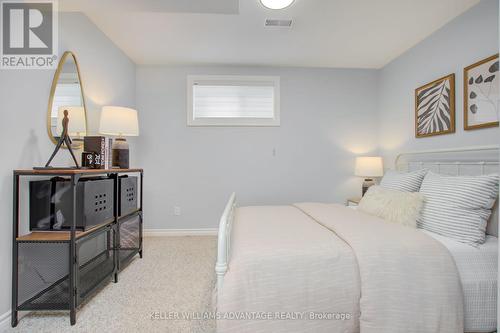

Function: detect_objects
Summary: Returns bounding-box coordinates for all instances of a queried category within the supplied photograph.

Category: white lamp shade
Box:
[56,106,86,136]
[99,106,139,136]
[355,157,384,177]
[260,0,294,9]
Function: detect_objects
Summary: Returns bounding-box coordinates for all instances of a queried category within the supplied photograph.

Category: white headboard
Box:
[394,145,499,237]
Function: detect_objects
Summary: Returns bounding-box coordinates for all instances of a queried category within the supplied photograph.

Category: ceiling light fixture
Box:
[260,0,295,10]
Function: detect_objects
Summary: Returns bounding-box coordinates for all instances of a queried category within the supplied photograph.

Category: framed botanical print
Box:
[415,74,455,138]
[464,54,499,130]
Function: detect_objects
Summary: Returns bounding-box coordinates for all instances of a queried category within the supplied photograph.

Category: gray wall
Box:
[136,66,379,229]
[378,0,499,166]
[0,13,135,318]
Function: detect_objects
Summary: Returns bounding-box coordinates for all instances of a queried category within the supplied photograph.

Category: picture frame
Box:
[415,73,455,138]
[464,54,499,130]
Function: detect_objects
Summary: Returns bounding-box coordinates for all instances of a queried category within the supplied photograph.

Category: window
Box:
[187,75,280,126]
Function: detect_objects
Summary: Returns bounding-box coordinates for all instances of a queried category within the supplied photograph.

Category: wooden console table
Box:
[12,168,143,327]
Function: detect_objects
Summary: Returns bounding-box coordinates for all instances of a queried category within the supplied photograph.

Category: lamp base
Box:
[362,178,375,196]
[112,138,129,169]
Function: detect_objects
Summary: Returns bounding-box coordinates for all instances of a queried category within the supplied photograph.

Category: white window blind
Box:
[187,76,280,126]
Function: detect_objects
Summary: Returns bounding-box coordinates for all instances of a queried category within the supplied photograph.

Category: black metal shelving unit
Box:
[12,168,143,327]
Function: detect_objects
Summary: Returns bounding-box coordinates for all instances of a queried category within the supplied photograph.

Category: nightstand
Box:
[346,197,361,207]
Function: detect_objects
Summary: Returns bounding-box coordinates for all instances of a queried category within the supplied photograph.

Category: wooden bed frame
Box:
[216,145,499,294]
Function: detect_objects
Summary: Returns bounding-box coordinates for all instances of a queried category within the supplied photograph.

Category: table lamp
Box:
[355,156,383,196]
[99,106,139,169]
[57,106,87,145]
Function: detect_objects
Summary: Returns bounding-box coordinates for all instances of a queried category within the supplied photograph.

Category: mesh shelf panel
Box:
[79,233,108,266]
[25,279,70,310]
[17,227,115,311]
[78,251,114,302]
[120,216,140,248]
[119,214,140,266]
[18,242,69,309]
[77,228,115,302]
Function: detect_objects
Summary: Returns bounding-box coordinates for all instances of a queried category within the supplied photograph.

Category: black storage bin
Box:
[118,213,141,266]
[30,177,114,231]
[119,176,138,217]
[29,180,52,230]
[16,227,114,310]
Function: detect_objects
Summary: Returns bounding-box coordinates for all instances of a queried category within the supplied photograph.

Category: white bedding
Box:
[423,230,498,333]
[216,205,361,333]
[217,203,464,333]
[296,203,463,333]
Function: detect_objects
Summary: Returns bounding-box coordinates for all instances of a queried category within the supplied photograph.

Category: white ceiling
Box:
[61,0,480,68]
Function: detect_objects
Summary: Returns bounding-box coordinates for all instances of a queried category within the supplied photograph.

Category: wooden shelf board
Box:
[17,221,113,242]
[14,168,143,176]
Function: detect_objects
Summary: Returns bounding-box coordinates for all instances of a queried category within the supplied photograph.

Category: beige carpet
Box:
[8,236,217,333]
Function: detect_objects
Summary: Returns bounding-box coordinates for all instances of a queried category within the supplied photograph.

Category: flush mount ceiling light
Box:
[260,0,295,10]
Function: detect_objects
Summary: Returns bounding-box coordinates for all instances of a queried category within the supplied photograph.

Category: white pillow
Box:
[379,169,428,192]
[358,185,425,228]
[418,172,499,245]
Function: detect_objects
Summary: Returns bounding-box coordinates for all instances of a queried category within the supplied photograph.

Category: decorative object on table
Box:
[39,110,80,169]
[464,53,499,130]
[99,106,140,169]
[355,156,383,196]
[56,106,86,146]
[47,51,87,149]
[83,136,111,169]
[105,137,112,168]
[81,151,97,168]
[415,73,455,138]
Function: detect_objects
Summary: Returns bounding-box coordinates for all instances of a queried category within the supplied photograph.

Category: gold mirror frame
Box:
[47,51,88,149]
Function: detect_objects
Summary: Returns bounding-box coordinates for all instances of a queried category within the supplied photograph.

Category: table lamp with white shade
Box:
[57,106,87,145]
[99,106,139,168]
[355,156,384,196]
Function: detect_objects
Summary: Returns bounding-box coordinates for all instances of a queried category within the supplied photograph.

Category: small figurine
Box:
[44,110,80,168]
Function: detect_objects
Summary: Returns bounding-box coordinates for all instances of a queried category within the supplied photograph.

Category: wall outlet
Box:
[174,206,181,216]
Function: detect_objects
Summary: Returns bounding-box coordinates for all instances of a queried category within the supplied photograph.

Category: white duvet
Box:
[216,203,464,333]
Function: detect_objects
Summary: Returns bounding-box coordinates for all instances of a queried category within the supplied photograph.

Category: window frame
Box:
[187,75,280,127]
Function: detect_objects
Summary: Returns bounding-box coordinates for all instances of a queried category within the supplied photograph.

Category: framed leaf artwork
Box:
[415,74,455,138]
[464,54,499,130]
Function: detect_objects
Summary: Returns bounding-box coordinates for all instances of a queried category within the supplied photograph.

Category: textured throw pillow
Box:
[418,172,499,245]
[379,169,428,192]
[358,185,425,228]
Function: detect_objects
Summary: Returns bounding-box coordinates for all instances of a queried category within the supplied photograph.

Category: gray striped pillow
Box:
[418,172,499,245]
[379,169,428,192]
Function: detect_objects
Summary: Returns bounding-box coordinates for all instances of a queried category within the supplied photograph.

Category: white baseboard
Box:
[144,228,218,237]
[0,310,10,331]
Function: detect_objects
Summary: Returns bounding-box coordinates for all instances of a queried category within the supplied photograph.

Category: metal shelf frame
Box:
[12,169,143,327]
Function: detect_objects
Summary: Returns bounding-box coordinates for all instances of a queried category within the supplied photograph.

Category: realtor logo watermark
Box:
[1,0,58,69]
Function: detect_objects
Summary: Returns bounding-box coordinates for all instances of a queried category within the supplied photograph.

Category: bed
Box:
[215,146,499,333]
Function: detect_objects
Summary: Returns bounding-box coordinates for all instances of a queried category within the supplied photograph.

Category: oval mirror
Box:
[47,51,87,149]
